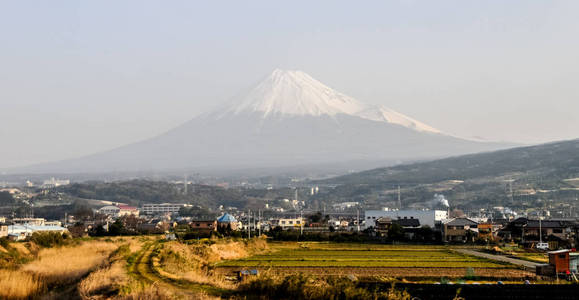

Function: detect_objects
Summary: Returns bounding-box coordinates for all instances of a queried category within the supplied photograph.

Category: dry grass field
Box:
[0,237,540,299]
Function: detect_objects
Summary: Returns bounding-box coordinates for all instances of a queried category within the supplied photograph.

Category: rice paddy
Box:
[216,242,532,279]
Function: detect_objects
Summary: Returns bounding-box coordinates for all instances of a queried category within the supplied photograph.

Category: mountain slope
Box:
[11,69,513,174]
[322,138,579,186]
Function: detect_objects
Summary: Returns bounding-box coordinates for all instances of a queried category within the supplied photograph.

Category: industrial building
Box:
[364,209,447,229]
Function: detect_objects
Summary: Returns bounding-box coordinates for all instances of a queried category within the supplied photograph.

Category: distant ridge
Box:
[320,138,579,186]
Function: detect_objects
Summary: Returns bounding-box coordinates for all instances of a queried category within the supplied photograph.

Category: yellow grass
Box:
[23,241,118,285]
[0,269,42,299]
[154,238,269,290]
[78,261,129,299]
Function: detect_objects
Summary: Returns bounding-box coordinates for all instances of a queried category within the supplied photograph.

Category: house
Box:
[137,219,170,234]
[393,217,421,228]
[272,217,305,230]
[393,217,421,239]
[0,222,8,238]
[118,205,139,217]
[189,220,217,233]
[477,223,495,240]
[217,213,239,230]
[443,218,478,242]
[374,217,393,237]
[501,217,577,248]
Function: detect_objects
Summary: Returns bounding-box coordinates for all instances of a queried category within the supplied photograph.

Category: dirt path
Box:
[128,242,230,299]
[455,249,541,271]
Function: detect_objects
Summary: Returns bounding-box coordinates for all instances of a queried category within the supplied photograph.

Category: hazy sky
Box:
[1,1,578,168]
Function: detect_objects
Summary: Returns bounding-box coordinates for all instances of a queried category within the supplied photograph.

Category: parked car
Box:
[536,242,549,250]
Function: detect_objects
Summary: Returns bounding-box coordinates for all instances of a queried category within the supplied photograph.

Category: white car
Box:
[536,242,549,250]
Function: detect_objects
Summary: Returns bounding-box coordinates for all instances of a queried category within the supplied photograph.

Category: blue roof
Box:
[217,213,237,223]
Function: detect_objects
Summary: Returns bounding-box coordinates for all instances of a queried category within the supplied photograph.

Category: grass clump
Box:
[238,274,412,300]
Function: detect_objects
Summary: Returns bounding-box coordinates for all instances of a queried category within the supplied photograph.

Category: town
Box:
[1,177,578,285]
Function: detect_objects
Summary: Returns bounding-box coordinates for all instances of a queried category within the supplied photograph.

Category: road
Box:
[128,241,230,299]
[455,249,541,270]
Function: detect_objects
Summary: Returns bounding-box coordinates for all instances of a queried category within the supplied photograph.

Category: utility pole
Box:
[258,209,261,236]
[300,210,303,236]
[248,210,251,239]
[539,212,543,244]
[357,209,360,232]
[398,186,401,209]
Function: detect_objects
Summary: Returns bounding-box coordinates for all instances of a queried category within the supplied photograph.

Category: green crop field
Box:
[216,242,511,269]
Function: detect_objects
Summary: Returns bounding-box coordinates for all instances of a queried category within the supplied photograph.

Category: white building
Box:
[272,217,305,230]
[141,203,189,215]
[12,218,46,226]
[97,205,139,218]
[98,205,121,217]
[332,202,359,211]
[42,177,70,188]
[7,224,68,241]
[364,209,447,229]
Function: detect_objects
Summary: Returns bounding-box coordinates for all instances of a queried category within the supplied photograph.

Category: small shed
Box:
[548,249,571,274]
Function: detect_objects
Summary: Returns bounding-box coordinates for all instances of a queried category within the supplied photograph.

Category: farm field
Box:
[216,242,534,280]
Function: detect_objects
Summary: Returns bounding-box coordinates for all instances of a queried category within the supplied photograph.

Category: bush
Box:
[29,232,68,248]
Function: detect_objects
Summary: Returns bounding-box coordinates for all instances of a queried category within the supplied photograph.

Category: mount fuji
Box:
[15,69,513,173]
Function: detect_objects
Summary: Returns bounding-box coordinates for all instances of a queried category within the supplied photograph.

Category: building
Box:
[374,217,393,237]
[142,203,188,215]
[12,218,46,226]
[189,220,217,233]
[41,177,70,188]
[217,213,239,230]
[548,250,571,275]
[443,218,479,242]
[501,217,577,247]
[0,222,8,238]
[365,209,447,229]
[332,202,359,211]
[271,217,305,230]
[118,205,139,217]
[98,206,121,217]
[7,224,68,241]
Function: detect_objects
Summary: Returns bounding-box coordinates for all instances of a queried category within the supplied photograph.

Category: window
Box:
[289,221,293,224]
[281,221,286,224]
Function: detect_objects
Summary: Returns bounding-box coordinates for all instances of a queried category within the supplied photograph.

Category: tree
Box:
[0,192,15,206]
[388,223,404,241]
[308,212,323,223]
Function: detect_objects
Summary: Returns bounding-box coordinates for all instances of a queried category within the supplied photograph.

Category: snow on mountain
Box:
[218,69,442,134]
[222,69,366,117]
[356,106,442,134]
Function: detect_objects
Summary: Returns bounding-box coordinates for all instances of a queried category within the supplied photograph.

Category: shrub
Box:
[30,231,68,248]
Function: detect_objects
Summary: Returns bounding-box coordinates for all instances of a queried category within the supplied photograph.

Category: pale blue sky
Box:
[1,1,578,168]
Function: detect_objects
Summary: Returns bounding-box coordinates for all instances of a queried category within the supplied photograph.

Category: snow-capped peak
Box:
[225,69,367,117]
[219,69,443,134]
